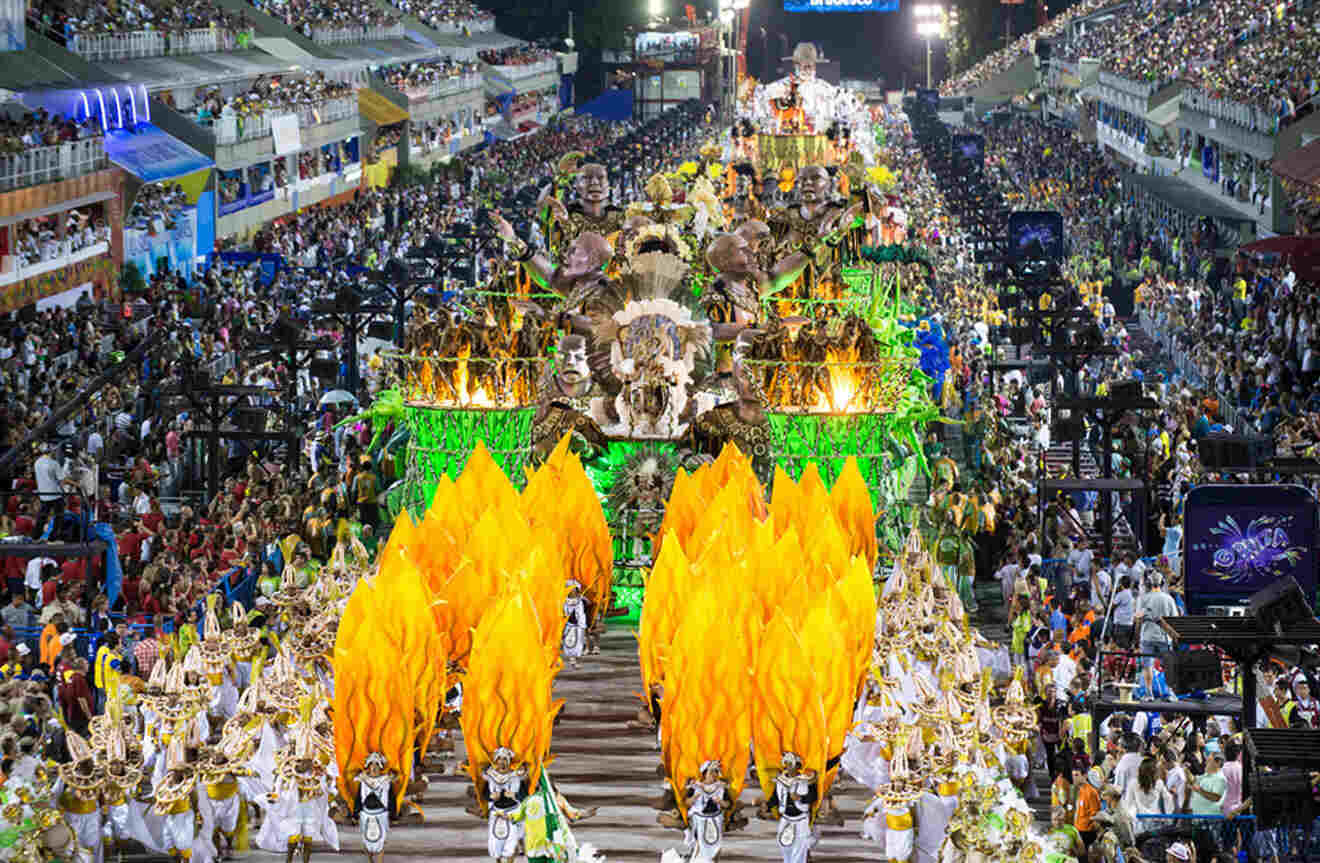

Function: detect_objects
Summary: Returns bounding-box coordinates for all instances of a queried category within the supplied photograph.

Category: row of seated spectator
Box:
[478,45,554,68]
[244,0,398,37]
[1103,0,1292,87]
[378,57,480,93]
[12,206,109,269]
[0,109,99,155]
[27,0,248,44]
[381,0,493,33]
[188,75,356,127]
[939,0,1112,95]
[1180,2,1320,122]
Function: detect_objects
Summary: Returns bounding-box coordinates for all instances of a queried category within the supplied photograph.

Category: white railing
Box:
[1138,306,1259,433]
[402,72,483,102]
[484,57,556,80]
[214,95,358,144]
[0,241,109,288]
[69,27,250,61]
[310,23,405,44]
[1180,87,1274,135]
[426,17,495,34]
[0,138,107,192]
[1097,70,1159,99]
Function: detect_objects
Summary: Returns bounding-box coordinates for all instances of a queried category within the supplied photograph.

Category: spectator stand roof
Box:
[1273,135,1320,192]
[1120,170,1257,226]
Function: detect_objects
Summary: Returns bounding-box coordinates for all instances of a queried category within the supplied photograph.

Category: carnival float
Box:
[366,43,951,625]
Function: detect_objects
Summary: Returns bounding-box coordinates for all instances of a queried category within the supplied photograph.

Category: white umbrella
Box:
[319,389,358,407]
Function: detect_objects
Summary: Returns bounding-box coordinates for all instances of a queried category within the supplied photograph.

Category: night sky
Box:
[484,0,1056,100]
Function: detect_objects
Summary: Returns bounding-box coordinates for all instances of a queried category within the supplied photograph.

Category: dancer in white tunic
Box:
[483,748,527,863]
[352,753,396,863]
[760,753,818,863]
[683,761,731,862]
[52,734,105,863]
[562,581,589,668]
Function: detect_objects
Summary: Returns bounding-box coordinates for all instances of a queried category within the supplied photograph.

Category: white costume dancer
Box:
[562,581,589,667]
[768,754,818,863]
[684,761,729,862]
[53,733,107,863]
[483,749,527,862]
[354,753,394,862]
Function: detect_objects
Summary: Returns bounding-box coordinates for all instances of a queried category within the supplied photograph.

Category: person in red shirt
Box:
[57,658,93,735]
[12,502,34,537]
[60,558,86,584]
[118,529,144,562]
[141,499,164,534]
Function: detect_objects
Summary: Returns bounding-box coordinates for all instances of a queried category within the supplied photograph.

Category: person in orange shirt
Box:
[1074,765,1103,846]
[39,614,66,670]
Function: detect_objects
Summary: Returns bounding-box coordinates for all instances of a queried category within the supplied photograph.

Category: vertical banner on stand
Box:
[195,189,215,261]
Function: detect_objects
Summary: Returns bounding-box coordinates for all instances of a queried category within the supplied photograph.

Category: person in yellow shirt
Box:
[93,632,123,713]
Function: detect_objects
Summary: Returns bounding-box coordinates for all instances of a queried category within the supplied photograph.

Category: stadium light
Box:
[733,0,750,8]
[914,4,946,90]
[649,0,663,18]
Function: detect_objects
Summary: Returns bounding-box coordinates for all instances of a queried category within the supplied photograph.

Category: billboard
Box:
[785,0,899,10]
[1183,484,1318,613]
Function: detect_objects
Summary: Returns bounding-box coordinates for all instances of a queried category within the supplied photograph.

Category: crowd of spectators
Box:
[0,109,99,156]
[1181,3,1320,120]
[379,57,480,95]
[27,0,248,43]
[478,45,554,68]
[190,74,356,128]
[13,206,109,269]
[244,0,398,37]
[382,0,493,32]
[127,183,188,231]
[938,0,1112,96]
[885,102,1320,863]
[1104,0,1283,86]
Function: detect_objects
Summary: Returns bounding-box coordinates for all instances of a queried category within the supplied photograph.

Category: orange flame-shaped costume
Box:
[460,590,564,813]
[332,541,448,809]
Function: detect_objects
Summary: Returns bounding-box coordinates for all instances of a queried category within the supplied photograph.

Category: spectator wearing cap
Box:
[1167,841,1195,863]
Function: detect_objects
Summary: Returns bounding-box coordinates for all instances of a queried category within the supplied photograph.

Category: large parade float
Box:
[375,43,952,619]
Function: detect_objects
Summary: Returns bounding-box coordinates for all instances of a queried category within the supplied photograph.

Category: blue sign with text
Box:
[785,0,898,10]
[104,123,214,182]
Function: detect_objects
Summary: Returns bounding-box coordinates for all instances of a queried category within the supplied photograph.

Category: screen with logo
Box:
[952,133,984,164]
[1183,484,1318,613]
[1007,210,1064,262]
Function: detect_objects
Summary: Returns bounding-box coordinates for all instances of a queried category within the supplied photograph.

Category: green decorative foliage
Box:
[398,406,536,516]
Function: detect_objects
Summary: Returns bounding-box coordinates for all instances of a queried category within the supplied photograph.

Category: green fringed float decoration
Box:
[397,406,537,516]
